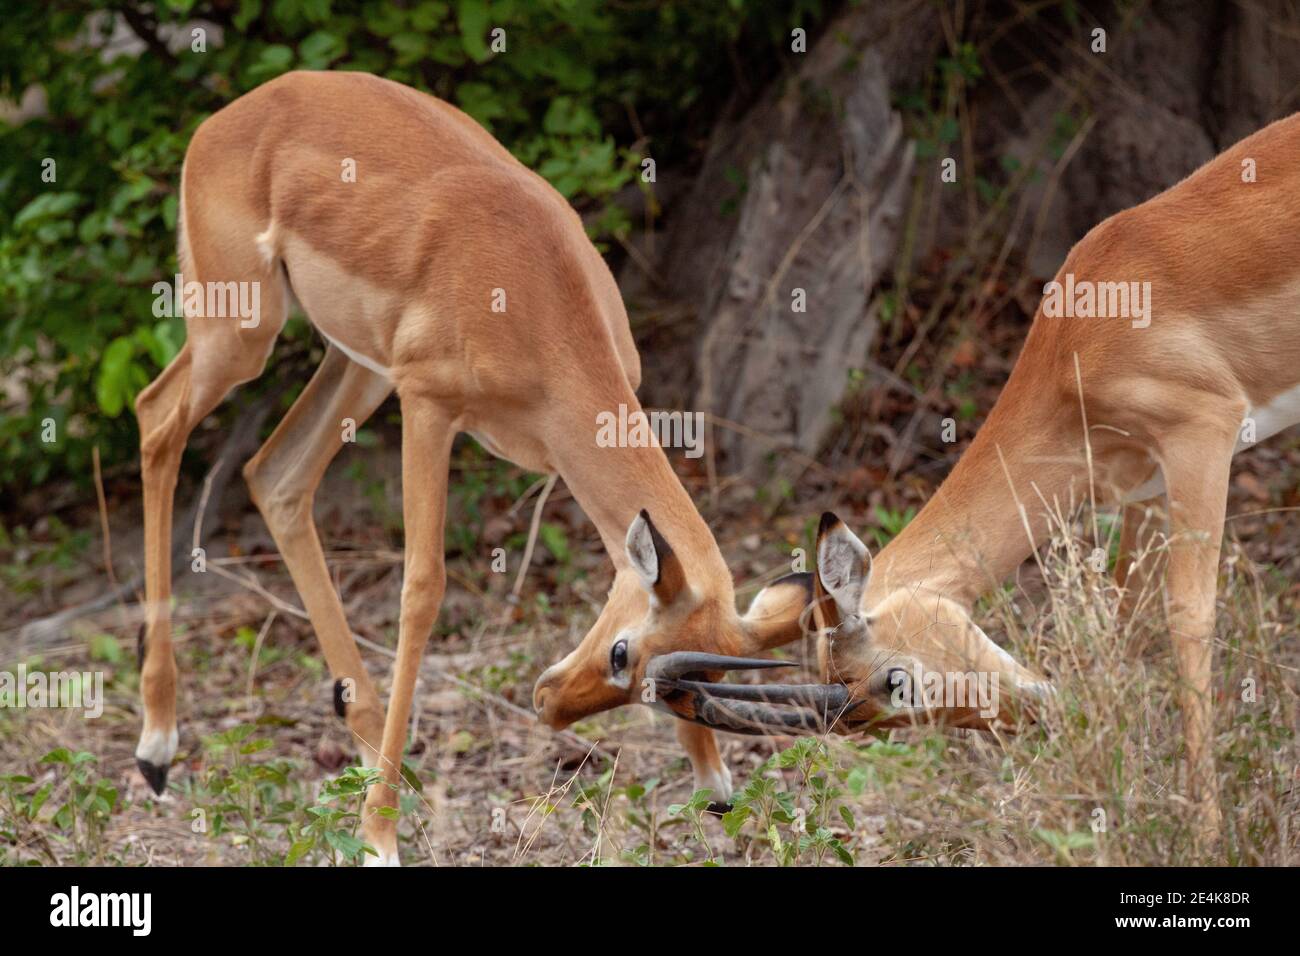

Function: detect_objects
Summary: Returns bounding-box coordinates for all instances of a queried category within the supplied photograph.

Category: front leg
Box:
[675,719,732,811]
[1158,414,1236,850]
[363,394,454,866]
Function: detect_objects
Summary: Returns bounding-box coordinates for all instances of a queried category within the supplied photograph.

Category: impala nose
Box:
[532,665,558,716]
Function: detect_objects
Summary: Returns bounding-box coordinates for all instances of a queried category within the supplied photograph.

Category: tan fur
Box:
[823,114,1300,846]
[135,72,759,864]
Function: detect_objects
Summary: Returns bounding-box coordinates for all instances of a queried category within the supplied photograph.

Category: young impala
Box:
[134,70,808,865]
[650,111,1300,844]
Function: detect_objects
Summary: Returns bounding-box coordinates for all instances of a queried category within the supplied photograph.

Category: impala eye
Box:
[885,667,912,704]
[610,639,629,673]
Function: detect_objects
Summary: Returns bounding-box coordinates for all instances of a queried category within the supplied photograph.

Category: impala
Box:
[651,111,1300,842]
[133,70,808,865]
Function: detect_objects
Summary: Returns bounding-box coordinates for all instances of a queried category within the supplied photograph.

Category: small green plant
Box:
[667,788,719,865]
[34,748,118,864]
[0,771,51,864]
[614,776,662,866]
[286,765,389,866]
[192,723,297,865]
[1034,827,1097,865]
[723,739,855,866]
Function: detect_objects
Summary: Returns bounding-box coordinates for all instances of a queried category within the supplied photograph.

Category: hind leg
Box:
[1157,412,1237,848]
[242,345,393,765]
[135,273,286,791]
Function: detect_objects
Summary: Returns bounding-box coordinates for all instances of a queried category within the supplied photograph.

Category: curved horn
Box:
[644,651,864,736]
[646,651,791,681]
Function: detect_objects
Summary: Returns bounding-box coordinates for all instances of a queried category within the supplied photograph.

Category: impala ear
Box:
[625,510,687,606]
[816,511,871,619]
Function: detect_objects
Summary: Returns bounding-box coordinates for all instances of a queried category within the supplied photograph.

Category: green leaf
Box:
[29,783,53,819]
[324,828,367,859]
[89,633,123,664]
[399,760,422,792]
[829,838,854,866]
[161,193,178,230]
[457,0,491,62]
[389,32,428,63]
[721,805,751,838]
[250,43,294,81]
[233,0,263,31]
[13,192,82,231]
[285,837,315,866]
[299,31,345,68]
[95,337,133,417]
[538,522,570,563]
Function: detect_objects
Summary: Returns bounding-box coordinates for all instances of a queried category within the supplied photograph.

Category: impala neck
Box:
[551,391,734,602]
[869,391,1079,609]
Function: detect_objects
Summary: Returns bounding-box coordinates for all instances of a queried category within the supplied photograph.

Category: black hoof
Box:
[333,679,348,718]
[136,758,169,795]
[706,801,733,816]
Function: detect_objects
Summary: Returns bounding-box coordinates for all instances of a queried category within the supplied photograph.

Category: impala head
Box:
[643,512,1053,735]
[532,510,811,730]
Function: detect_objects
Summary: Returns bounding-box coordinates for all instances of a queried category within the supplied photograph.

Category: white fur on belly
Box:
[318,329,392,379]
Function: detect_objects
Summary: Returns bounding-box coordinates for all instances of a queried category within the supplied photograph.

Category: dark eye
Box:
[885,667,911,703]
[610,639,629,673]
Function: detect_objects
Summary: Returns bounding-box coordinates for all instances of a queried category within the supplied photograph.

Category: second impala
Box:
[662,110,1300,845]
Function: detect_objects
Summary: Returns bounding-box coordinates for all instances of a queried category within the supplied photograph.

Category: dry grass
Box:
[1,457,1294,866]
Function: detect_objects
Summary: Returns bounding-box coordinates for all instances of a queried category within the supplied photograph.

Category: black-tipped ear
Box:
[625,510,687,605]
[815,512,870,618]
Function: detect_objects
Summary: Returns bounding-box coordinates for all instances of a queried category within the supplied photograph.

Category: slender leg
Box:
[242,345,393,764]
[1116,497,1166,628]
[135,334,274,789]
[675,720,731,810]
[134,345,194,790]
[362,392,454,866]
[1157,416,1235,848]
